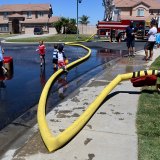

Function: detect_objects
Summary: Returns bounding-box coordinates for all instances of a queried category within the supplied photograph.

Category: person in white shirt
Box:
[144,19,157,61]
[57,44,68,72]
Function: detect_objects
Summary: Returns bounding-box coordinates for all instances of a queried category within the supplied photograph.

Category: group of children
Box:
[0,40,68,77]
[36,41,68,72]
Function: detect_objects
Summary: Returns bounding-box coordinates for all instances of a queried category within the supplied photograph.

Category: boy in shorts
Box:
[57,44,68,72]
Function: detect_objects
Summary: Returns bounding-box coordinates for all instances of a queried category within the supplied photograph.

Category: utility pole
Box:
[76,0,82,39]
[47,4,53,33]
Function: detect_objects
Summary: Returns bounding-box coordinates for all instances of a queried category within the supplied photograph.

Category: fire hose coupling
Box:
[132,70,159,78]
[131,70,159,87]
[144,69,157,76]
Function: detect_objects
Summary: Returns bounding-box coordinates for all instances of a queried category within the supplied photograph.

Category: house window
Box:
[150,10,154,15]
[27,11,32,18]
[3,12,8,19]
[38,12,44,17]
[137,8,144,16]
[35,12,38,18]
[0,24,9,32]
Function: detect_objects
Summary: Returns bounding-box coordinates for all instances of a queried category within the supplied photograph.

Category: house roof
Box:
[0,4,51,12]
[114,0,160,9]
[132,1,150,8]
[114,0,140,8]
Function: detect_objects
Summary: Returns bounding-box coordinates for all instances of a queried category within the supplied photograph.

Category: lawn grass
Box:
[137,56,160,160]
[5,34,92,43]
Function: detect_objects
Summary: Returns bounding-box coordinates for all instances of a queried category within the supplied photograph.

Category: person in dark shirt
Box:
[125,21,137,57]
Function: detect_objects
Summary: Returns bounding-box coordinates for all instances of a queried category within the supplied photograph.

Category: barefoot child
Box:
[36,41,46,67]
[57,44,68,72]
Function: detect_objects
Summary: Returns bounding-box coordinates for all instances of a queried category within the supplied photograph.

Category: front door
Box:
[12,19,19,34]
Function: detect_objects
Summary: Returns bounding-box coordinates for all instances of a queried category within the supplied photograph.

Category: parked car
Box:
[34,27,43,35]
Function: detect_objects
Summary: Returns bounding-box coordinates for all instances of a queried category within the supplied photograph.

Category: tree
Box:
[69,18,76,26]
[66,23,77,34]
[65,18,77,34]
[79,15,90,34]
[52,17,77,34]
[52,20,62,34]
[60,17,70,34]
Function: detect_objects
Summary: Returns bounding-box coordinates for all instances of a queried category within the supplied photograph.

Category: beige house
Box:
[0,4,59,34]
[114,0,160,21]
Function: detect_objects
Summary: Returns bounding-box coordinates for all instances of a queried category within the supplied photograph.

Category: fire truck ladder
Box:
[102,0,115,21]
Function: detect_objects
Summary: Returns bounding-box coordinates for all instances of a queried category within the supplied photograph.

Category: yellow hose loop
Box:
[38,33,159,152]
[38,41,92,152]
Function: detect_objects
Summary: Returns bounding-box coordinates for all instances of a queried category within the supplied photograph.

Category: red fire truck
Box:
[96,19,149,41]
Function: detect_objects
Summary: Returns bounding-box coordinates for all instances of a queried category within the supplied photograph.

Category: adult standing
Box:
[110,29,116,42]
[125,21,137,57]
[0,43,7,74]
[144,19,157,61]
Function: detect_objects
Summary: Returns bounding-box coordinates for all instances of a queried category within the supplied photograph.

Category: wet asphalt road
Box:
[0,41,145,130]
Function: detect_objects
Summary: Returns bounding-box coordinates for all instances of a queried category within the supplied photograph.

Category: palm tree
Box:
[52,17,77,34]
[79,15,90,34]
[66,18,77,34]
[60,17,70,34]
[52,20,62,34]
[69,18,76,26]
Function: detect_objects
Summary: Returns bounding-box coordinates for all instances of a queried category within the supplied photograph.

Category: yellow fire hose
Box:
[37,36,159,152]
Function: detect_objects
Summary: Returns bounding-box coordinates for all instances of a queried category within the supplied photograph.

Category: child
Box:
[36,40,46,67]
[0,44,7,74]
[52,44,58,70]
[57,44,68,72]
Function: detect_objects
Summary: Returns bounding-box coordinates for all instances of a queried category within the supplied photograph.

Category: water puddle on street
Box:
[0,44,138,130]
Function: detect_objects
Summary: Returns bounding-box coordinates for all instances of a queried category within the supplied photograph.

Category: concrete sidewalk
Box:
[2,48,160,160]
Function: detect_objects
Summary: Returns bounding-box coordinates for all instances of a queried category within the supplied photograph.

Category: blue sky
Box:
[0,0,104,25]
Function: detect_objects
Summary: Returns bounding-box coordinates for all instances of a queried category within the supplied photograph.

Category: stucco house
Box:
[114,0,160,22]
[0,4,59,34]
